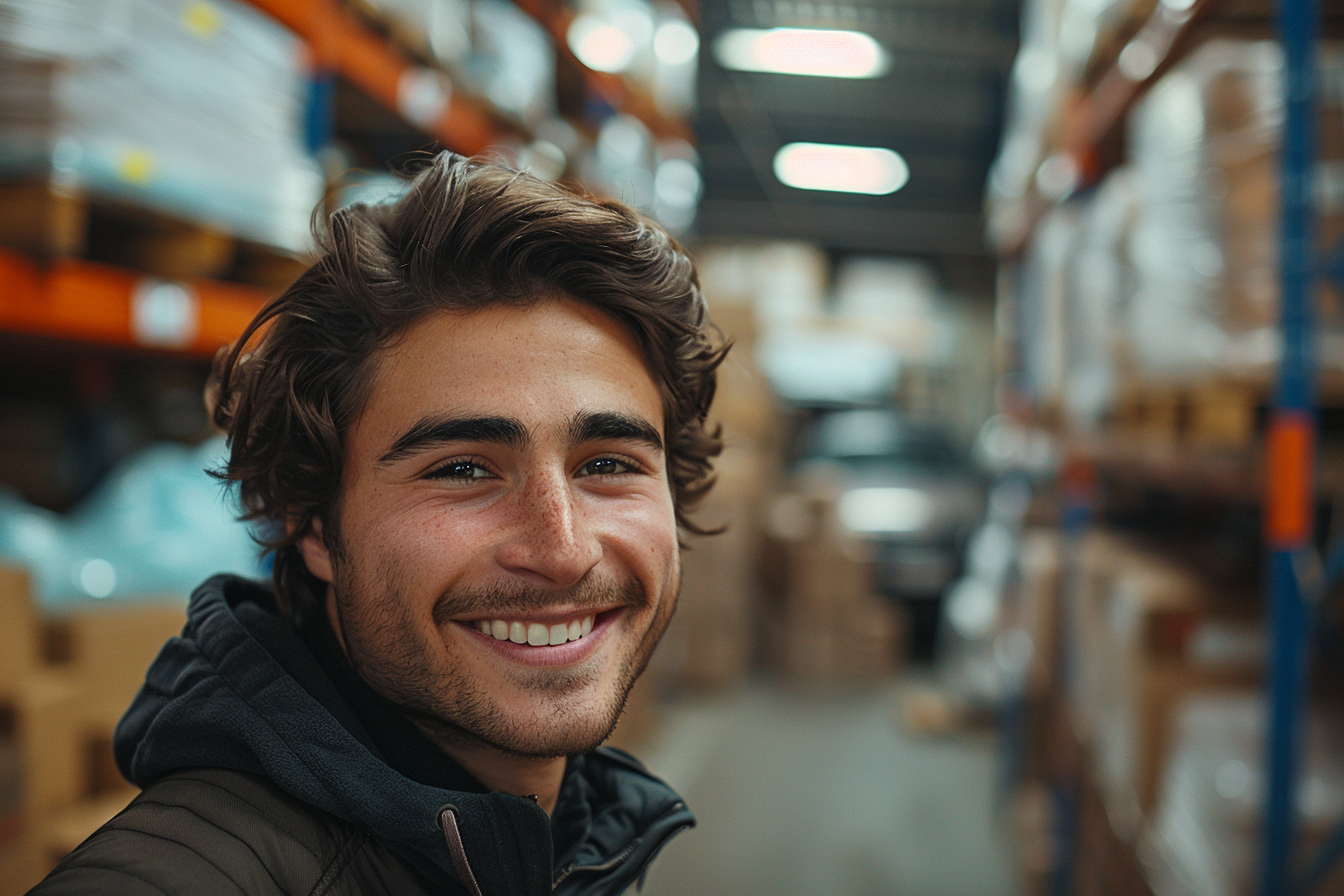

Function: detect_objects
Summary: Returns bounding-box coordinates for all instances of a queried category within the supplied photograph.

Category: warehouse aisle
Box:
[637,681,1019,896]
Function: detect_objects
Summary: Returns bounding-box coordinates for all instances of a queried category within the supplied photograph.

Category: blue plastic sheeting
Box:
[0,437,266,608]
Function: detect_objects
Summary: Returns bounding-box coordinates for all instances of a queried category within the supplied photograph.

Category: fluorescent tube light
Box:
[773,142,909,195]
[712,27,887,78]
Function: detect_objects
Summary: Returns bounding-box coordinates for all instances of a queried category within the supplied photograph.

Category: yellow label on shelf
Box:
[182,1,223,40]
[117,149,156,185]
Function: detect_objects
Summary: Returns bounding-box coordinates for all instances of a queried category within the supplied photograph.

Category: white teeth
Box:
[478,614,599,646]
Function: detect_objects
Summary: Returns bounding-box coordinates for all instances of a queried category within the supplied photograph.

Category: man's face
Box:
[300,298,680,758]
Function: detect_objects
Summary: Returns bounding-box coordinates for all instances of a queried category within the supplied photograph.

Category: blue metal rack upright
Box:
[1261,0,1320,893]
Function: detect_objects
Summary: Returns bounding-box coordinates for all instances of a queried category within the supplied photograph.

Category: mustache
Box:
[431,574,646,625]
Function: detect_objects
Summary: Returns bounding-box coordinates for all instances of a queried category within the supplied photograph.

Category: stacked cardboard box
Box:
[761,491,907,685]
[1068,533,1261,834]
[655,443,767,691]
[1203,47,1344,336]
[0,566,41,895]
[0,566,185,895]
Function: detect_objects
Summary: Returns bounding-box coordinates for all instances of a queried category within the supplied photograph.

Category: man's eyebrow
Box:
[378,416,529,464]
[568,411,664,452]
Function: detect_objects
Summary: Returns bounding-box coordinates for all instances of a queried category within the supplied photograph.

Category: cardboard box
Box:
[0,566,39,704]
[5,602,185,884]
[767,598,905,685]
[1069,533,1262,818]
[655,443,768,691]
[0,832,42,896]
[13,671,83,833]
[46,602,186,732]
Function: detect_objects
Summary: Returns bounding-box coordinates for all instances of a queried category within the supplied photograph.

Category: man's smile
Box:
[468,613,597,646]
[455,607,630,667]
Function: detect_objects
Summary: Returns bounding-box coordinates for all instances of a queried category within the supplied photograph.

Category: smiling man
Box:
[29,154,726,896]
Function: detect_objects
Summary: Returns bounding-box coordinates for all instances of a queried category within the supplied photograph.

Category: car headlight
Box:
[836,487,931,534]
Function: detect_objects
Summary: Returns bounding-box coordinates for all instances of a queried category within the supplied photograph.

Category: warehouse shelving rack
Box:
[1001,0,1342,893]
[1261,2,1318,893]
[0,0,693,356]
[245,0,692,154]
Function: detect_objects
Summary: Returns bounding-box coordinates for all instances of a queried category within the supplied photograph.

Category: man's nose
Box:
[494,469,602,588]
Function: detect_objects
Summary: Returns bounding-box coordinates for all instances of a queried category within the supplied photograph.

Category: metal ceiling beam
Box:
[697,198,988,254]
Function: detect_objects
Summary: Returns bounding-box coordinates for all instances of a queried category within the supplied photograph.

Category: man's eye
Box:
[427,461,491,481]
[578,457,634,477]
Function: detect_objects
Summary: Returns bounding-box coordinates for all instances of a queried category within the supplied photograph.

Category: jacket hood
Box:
[114,574,693,896]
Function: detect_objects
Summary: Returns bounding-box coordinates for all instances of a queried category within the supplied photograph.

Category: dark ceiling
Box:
[695,0,1020,259]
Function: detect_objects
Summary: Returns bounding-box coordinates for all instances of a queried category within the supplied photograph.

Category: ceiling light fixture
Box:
[654,20,699,66]
[568,14,637,73]
[712,27,888,78]
[773,142,909,195]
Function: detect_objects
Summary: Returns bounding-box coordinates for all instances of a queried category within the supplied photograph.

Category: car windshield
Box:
[797,411,963,471]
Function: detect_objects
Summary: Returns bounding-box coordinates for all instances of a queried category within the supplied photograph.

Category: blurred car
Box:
[790,409,988,658]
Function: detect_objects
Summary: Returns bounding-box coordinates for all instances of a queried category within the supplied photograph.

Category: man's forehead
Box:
[353,300,666,449]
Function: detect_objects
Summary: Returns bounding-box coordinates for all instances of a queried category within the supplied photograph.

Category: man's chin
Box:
[479,698,630,758]
[406,692,628,759]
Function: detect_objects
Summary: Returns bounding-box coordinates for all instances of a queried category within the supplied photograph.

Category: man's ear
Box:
[294,518,336,585]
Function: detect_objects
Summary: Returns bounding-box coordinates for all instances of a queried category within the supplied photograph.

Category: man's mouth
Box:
[468,614,598,647]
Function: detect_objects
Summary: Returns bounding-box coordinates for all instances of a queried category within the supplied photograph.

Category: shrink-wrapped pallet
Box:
[1126,40,1344,373]
[1145,695,1344,896]
[0,0,323,251]
[1061,168,1139,427]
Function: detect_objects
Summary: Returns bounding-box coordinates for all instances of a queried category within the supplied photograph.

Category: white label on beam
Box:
[132,279,199,349]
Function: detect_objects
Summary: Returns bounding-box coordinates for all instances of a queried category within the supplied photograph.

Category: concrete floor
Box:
[636,680,1019,896]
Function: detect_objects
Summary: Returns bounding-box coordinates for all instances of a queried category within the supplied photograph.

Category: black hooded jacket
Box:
[27,575,693,896]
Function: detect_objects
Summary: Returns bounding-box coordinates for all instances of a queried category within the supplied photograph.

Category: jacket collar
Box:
[114,574,693,896]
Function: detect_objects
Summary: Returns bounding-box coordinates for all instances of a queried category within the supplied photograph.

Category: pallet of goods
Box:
[0,0,323,262]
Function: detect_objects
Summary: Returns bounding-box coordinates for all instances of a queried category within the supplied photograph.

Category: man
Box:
[30,153,727,896]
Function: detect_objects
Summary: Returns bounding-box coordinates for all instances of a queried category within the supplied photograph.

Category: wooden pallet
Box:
[1110,377,1270,448]
[1111,371,1344,450]
[0,180,311,291]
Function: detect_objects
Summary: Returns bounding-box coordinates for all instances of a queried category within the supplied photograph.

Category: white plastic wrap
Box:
[1146,694,1344,896]
[987,0,1133,244]
[1017,203,1078,406]
[1062,168,1138,426]
[0,0,323,252]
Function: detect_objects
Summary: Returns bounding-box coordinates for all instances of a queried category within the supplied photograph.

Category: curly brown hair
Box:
[211,153,727,625]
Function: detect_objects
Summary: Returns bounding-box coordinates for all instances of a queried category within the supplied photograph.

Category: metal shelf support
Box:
[1261,0,1320,892]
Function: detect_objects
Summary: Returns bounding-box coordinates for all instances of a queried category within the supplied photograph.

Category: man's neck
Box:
[317,596,567,815]
[413,721,567,816]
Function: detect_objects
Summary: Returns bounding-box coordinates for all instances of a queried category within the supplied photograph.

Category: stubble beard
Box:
[329,553,679,759]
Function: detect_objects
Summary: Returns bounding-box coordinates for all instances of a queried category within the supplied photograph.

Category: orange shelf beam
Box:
[245,0,506,155]
[0,249,270,357]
